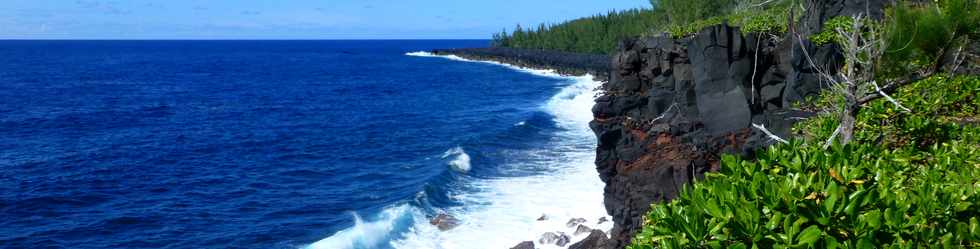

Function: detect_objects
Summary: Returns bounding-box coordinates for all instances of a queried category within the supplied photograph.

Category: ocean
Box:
[0,40,608,249]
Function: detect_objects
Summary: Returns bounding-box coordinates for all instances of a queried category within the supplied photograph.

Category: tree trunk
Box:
[839,103,859,145]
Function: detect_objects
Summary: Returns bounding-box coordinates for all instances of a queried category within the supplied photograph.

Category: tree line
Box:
[491,9,665,54]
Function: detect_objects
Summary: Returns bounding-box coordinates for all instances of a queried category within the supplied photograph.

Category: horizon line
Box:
[0,38,493,41]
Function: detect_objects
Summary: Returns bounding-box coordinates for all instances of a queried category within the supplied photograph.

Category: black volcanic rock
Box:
[568,230,610,249]
[590,1,891,247]
[510,241,535,249]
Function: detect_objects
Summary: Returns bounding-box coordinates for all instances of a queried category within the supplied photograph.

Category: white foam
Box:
[442,146,472,173]
[406,51,567,79]
[307,52,610,249]
[393,53,610,248]
[307,205,419,249]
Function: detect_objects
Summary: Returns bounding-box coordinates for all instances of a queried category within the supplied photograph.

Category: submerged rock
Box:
[537,214,548,221]
[510,241,535,249]
[429,213,459,231]
[566,218,587,228]
[598,217,609,224]
[539,232,560,244]
[556,232,572,247]
[568,230,610,249]
[538,232,572,246]
[575,224,593,236]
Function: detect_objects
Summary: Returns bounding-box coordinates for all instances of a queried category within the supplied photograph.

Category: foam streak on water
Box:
[305,52,609,249]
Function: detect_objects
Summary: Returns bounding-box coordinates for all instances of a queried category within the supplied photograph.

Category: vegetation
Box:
[653,0,796,37]
[490,9,665,54]
[797,0,979,146]
[629,1,980,248]
[630,75,980,249]
[490,0,797,53]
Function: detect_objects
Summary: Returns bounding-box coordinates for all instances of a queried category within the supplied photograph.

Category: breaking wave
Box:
[308,51,609,249]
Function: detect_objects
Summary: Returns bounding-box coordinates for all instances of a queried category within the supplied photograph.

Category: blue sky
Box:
[0,0,650,39]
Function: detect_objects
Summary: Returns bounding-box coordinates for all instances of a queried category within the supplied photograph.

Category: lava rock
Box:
[575,224,593,236]
[539,232,560,245]
[568,230,610,249]
[538,232,572,247]
[429,213,459,231]
[510,241,535,249]
[566,218,587,228]
[556,232,572,247]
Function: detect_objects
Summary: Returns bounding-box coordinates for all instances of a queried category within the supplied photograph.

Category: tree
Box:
[798,0,979,146]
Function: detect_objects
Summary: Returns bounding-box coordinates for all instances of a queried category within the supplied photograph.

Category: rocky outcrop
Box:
[510,241,535,249]
[432,47,611,81]
[568,230,611,249]
[590,1,892,248]
[591,24,808,249]
[538,232,572,247]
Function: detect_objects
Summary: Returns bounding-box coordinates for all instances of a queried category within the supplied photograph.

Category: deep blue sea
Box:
[0,40,608,249]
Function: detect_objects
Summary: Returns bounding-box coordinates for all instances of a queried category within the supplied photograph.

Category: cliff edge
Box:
[589,1,891,248]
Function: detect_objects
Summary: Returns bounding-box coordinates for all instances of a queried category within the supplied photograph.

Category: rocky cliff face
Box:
[589,1,891,248]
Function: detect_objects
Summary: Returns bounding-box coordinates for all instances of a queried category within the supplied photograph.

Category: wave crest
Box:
[306,205,420,249]
[442,146,471,173]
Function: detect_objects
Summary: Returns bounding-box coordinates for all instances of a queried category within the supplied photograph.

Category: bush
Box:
[629,75,980,249]
[651,0,735,25]
[880,0,980,77]
[661,2,793,38]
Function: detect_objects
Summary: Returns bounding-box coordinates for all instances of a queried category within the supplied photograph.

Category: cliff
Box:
[589,1,892,248]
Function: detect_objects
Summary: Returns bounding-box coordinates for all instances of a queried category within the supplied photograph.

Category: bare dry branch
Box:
[753,123,790,144]
[872,81,911,112]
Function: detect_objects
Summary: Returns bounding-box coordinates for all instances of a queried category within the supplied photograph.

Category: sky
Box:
[0,0,651,39]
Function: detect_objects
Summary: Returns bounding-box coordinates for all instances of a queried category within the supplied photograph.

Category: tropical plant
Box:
[629,75,980,249]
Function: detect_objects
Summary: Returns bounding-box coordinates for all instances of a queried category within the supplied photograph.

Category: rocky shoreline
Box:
[431,47,612,81]
[436,2,880,247]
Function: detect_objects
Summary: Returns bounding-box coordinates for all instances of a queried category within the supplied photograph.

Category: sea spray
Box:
[306,205,421,249]
[387,52,610,248]
[442,147,472,173]
[311,51,612,249]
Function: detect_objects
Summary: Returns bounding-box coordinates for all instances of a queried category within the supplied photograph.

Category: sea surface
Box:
[0,40,608,249]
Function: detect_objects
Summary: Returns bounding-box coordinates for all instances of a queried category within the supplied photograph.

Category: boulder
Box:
[538,232,571,247]
[510,241,535,249]
[429,213,459,231]
[556,232,572,247]
[574,224,593,236]
[568,230,610,249]
[537,214,548,221]
[538,232,560,245]
[566,218,587,228]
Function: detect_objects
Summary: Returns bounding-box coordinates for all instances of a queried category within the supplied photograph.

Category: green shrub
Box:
[880,0,980,77]
[660,0,794,37]
[651,0,735,25]
[629,75,980,249]
[810,16,855,45]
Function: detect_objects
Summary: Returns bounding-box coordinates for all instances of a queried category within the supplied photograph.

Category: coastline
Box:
[428,47,612,82]
[402,51,613,248]
[307,50,614,249]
